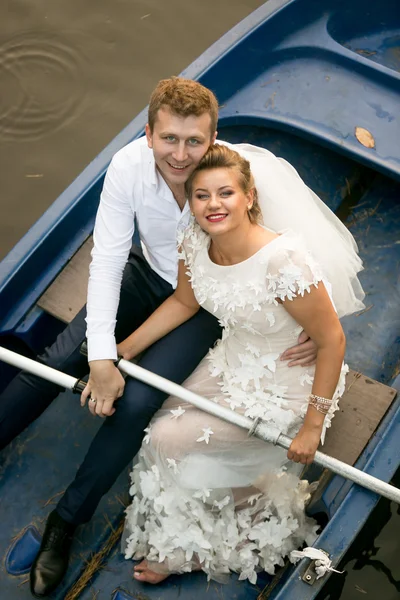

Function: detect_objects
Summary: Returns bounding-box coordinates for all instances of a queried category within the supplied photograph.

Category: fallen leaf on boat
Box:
[265,91,276,108]
[355,48,377,57]
[355,127,375,148]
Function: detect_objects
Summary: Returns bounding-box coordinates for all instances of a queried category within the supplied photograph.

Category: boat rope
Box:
[290,547,344,579]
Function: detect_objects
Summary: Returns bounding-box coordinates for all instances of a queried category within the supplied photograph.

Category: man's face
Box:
[146,107,217,189]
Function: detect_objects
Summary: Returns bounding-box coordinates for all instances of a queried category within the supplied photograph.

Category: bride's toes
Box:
[134,570,169,584]
[134,559,148,573]
[133,561,169,584]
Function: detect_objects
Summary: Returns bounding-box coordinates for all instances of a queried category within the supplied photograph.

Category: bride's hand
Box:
[287,424,321,465]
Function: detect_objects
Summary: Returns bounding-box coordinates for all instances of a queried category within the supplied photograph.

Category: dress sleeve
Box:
[176,221,209,270]
[265,236,325,302]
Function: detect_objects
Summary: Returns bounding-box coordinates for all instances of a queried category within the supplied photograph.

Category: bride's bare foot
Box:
[133,560,170,584]
[133,559,203,584]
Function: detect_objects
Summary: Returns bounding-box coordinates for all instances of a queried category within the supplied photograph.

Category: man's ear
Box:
[145,123,153,148]
[211,130,218,145]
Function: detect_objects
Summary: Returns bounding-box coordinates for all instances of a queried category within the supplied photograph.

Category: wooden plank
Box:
[37,236,93,323]
[323,369,397,464]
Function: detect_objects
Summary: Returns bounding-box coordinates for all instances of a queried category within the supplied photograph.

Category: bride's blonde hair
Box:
[185,144,263,224]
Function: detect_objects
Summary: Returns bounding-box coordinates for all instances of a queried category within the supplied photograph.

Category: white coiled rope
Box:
[290,547,344,579]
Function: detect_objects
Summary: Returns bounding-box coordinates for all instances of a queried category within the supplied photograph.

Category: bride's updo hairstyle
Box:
[185,144,263,224]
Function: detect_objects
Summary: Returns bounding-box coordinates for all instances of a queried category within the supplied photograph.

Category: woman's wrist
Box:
[117,338,137,360]
[303,403,326,430]
[302,417,324,432]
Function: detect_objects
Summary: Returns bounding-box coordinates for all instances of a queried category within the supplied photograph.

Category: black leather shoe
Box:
[30,510,76,598]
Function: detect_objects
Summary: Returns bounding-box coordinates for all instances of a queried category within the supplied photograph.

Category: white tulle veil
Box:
[230,142,365,318]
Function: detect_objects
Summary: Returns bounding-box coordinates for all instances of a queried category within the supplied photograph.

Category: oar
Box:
[1,345,399,504]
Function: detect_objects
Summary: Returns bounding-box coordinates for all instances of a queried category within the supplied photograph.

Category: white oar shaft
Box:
[0,347,78,392]
[1,346,399,503]
[276,434,400,503]
[117,357,400,504]
[119,359,261,433]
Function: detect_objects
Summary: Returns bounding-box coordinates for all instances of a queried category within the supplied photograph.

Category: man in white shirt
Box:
[0,78,315,597]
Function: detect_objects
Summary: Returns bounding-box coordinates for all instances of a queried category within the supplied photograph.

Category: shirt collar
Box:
[143,146,159,189]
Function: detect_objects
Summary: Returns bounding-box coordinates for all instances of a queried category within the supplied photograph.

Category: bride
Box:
[117,143,364,585]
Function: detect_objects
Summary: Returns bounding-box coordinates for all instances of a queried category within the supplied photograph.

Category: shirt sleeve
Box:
[86,152,136,362]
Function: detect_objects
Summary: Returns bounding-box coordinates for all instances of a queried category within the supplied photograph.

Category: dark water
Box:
[316,468,400,600]
[0,1,398,598]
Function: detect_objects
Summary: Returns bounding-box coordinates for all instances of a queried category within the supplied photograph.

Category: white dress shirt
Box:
[86,136,191,362]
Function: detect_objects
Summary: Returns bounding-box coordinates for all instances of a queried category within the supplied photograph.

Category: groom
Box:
[0,77,315,597]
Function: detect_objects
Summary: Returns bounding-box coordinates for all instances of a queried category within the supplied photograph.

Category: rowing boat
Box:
[1,1,399,598]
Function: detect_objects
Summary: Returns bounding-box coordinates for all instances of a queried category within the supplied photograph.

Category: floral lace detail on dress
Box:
[177,221,339,436]
[264,240,324,302]
[178,221,325,311]
[125,463,319,584]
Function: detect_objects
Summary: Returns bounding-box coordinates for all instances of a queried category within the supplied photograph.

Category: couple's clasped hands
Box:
[80,335,140,416]
[80,360,125,417]
[81,330,317,420]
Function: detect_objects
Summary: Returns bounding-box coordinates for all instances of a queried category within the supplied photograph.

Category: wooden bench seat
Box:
[322,370,396,464]
[37,236,93,323]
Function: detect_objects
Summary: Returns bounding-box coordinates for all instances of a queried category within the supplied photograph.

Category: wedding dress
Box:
[123,221,348,584]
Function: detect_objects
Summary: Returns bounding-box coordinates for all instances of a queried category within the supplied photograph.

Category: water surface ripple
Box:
[0,31,86,140]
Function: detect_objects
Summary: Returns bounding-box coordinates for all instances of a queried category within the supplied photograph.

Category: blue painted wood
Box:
[186,0,400,179]
[79,557,269,600]
[341,175,400,382]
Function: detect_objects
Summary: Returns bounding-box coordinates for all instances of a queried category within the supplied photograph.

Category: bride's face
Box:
[190,167,252,235]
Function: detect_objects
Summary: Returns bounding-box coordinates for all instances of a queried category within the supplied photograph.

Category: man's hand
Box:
[81,360,125,417]
[280,330,317,367]
[287,424,321,465]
